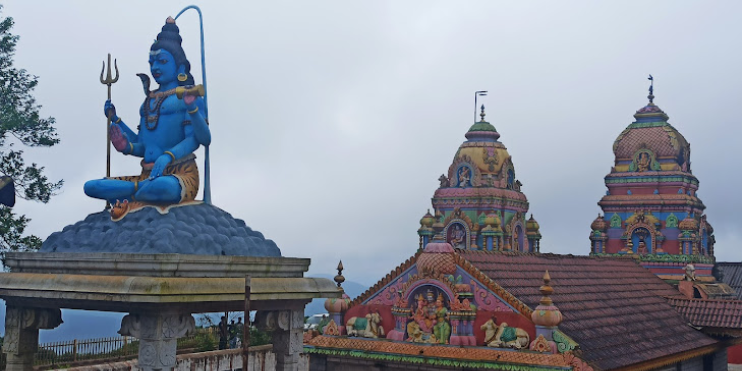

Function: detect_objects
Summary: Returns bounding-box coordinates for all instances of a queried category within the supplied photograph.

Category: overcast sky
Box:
[3,1,741,286]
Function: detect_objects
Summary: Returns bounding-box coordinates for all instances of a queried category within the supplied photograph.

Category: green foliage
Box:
[249,326,271,346]
[192,330,217,352]
[0,5,62,253]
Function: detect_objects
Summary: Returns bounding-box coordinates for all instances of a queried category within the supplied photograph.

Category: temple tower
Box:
[591,81,715,280]
[418,105,540,252]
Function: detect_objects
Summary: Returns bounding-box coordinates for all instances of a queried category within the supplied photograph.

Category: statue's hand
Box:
[183,91,198,112]
[104,100,117,121]
[150,154,172,179]
[109,124,129,152]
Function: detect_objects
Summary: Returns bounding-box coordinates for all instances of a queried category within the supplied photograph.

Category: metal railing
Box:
[34,336,138,368]
[29,327,219,370]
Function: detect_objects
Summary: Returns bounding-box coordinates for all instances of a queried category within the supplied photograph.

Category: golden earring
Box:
[177,73,188,82]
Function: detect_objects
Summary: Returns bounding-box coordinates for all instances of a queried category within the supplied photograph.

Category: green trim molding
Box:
[304,346,572,371]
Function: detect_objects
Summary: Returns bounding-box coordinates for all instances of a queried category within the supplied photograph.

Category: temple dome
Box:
[484,212,501,229]
[419,210,435,228]
[611,101,691,173]
[437,106,525,194]
[526,215,540,233]
[679,216,699,231]
[590,214,608,232]
[423,102,537,253]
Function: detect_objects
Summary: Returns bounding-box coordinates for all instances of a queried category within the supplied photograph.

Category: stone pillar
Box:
[256,309,305,371]
[119,312,195,371]
[2,306,62,371]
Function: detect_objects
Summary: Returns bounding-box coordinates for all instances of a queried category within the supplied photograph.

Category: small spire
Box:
[647,74,654,104]
[539,270,554,306]
[480,104,486,122]
[334,260,345,288]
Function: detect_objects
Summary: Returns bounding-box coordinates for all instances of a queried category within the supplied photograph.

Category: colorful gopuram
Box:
[589,80,716,281]
[418,105,541,252]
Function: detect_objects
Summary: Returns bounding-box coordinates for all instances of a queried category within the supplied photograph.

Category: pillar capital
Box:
[3,306,62,371]
[119,312,195,371]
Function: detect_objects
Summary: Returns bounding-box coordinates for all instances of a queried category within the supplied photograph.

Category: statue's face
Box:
[149,49,178,85]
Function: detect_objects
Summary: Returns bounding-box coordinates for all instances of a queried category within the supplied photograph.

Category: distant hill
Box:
[304,275,368,317]
[0,300,124,343]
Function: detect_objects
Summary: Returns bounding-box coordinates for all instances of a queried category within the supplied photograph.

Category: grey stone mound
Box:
[40,203,281,257]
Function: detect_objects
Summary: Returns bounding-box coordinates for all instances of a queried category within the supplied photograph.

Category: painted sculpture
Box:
[481,316,530,349]
[346,312,384,338]
[84,17,210,219]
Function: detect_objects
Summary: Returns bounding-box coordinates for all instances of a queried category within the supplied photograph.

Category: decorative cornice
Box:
[351,253,419,306]
[590,253,715,264]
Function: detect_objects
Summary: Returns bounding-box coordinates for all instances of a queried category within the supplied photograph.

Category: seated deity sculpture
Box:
[84,17,210,219]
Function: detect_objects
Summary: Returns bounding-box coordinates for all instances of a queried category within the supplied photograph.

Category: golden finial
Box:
[334,260,345,288]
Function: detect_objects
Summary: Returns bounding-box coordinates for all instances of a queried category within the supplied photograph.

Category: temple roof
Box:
[458,251,717,370]
[351,248,718,370]
[666,296,742,331]
[717,262,742,300]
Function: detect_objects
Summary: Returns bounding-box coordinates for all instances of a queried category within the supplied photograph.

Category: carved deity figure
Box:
[637,241,648,255]
[432,295,451,344]
[481,316,530,349]
[637,152,650,172]
[84,17,211,217]
[448,224,466,249]
[411,294,433,333]
[457,166,471,187]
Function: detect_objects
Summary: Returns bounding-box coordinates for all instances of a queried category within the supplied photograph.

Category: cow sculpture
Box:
[346,311,384,338]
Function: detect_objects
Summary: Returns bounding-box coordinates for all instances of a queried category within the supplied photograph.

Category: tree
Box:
[0,5,62,253]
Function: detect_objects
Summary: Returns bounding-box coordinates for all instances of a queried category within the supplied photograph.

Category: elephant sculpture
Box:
[346,311,384,338]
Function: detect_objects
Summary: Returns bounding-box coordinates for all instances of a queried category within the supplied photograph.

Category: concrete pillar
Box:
[256,309,305,371]
[118,312,195,371]
[2,306,62,371]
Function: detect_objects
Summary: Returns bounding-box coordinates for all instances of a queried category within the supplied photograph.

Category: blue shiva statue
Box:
[85,17,210,217]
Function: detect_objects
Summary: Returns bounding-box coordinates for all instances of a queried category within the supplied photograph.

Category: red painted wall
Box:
[728,343,742,364]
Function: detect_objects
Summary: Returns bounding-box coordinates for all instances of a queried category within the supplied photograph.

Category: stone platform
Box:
[0,252,341,371]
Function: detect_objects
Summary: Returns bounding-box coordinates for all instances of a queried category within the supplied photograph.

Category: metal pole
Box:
[243,275,251,370]
[175,6,212,204]
[474,91,487,122]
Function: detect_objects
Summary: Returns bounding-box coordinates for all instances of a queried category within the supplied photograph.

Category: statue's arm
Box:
[123,117,147,158]
[167,125,199,160]
[186,97,211,146]
[116,120,139,143]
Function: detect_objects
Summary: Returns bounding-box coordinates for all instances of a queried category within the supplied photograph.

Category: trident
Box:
[100,53,119,178]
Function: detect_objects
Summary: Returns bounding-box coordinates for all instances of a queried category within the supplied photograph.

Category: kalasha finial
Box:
[480,104,486,122]
[647,74,654,104]
[539,270,554,306]
[334,260,345,288]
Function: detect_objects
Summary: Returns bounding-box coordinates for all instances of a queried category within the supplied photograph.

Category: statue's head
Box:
[150,17,193,86]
